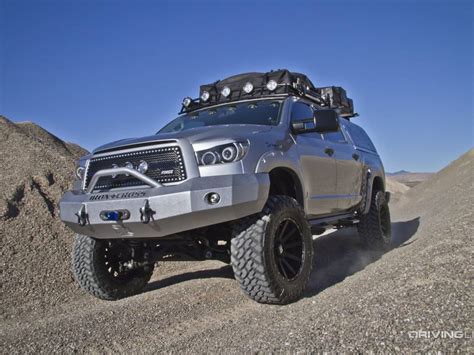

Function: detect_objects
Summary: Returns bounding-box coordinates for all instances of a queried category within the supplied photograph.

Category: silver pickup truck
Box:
[60,70,391,304]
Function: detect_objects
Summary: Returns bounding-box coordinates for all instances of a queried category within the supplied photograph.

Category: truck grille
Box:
[84,146,186,191]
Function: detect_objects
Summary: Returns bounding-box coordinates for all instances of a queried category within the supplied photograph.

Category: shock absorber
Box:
[128,240,153,270]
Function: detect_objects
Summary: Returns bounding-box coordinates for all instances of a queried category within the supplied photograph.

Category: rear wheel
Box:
[357,189,392,250]
[231,195,313,304]
[72,235,154,300]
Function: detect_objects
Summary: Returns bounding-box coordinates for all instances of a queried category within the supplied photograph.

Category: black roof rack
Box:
[180,69,357,118]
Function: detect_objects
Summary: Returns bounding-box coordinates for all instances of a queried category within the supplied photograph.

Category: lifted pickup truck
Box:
[60,69,391,304]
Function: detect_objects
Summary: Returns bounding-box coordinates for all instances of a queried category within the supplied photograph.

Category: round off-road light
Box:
[221,86,231,98]
[222,145,237,162]
[243,82,253,94]
[182,97,192,107]
[266,80,278,91]
[201,151,218,165]
[125,162,134,176]
[200,91,210,102]
[111,163,119,178]
[137,160,148,174]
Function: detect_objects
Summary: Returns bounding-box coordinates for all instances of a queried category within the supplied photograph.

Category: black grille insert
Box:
[84,146,186,191]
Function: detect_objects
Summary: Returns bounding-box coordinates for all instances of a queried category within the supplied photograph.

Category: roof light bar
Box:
[180,69,356,118]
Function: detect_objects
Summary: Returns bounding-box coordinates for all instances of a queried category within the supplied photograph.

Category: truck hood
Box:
[93,125,274,154]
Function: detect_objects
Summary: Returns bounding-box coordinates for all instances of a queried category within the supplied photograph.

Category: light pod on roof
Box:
[243,82,253,94]
[182,97,192,107]
[221,86,231,98]
[200,91,210,102]
[266,80,278,91]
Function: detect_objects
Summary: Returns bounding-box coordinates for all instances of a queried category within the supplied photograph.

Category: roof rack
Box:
[180,69,357,119]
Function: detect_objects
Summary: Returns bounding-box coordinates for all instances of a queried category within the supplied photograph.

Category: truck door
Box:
[322,121,362,211]
[290,101,338,215]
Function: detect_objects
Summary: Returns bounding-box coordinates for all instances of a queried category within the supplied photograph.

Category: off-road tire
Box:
[72,234,154,300]
[231,195,313,304]
[357,189,392,250]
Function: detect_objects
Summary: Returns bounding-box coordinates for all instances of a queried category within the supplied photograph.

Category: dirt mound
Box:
[0,116,88,317]
[385,176,410,202]
[387,171,434,187]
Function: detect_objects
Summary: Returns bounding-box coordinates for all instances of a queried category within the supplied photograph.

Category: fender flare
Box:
[361,172,385,215]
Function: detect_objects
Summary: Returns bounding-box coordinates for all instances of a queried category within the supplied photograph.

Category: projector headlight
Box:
[74,156,90,185]
[196,141,249,166]
[75,165,85,180]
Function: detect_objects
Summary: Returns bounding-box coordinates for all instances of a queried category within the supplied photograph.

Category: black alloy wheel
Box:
[273,218,304,280]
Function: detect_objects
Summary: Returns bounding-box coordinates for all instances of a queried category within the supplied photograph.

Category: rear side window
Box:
[291,102,313,122]
[345,122,377,152]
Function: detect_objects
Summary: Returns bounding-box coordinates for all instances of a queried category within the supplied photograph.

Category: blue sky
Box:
[1,0,472,172]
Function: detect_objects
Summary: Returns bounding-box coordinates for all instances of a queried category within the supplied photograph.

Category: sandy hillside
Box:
[386,176,410,202]
[387,171,434,187]
[0,119,472,353]
[0,116,88,315]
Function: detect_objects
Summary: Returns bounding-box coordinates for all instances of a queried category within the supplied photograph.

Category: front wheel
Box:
[231,195,313,304]
[72,235,154,300]
[357,189,392,250]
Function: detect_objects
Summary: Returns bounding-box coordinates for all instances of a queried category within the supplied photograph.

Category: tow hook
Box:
[75,204,88,226]
[139,199,155,224]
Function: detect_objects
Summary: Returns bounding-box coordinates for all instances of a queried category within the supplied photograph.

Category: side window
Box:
[345,122,377,152]
[323,129,347,144]
[291,102,313,122]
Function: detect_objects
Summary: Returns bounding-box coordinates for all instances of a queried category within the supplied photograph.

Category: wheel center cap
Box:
[278,245,284,255]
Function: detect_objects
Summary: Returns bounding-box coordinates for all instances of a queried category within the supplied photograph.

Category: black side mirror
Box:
[314,109,339,133]
[291,109,339,134]
[291,119,314,133]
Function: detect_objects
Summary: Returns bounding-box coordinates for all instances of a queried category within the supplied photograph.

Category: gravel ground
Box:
[1,117,472,353]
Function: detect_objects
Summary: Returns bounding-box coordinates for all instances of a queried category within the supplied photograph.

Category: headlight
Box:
[75,166,85,180]
[196,141,249,166]
[74,156,90,181]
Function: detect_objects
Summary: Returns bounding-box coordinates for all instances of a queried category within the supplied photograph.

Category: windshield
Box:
[158,99,282,133]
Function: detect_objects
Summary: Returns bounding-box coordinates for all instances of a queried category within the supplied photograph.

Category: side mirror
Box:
[291,120,314,133]
[291,109,339,134]
[314,109,339,133]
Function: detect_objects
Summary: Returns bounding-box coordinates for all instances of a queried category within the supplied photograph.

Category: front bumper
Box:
[59,173,270,239]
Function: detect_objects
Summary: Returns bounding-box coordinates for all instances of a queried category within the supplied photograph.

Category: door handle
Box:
[324,148,334,156]
[352,153,360,161]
